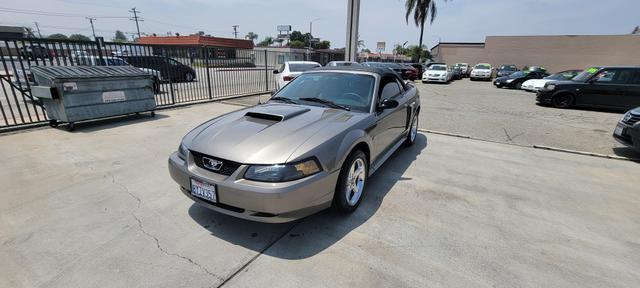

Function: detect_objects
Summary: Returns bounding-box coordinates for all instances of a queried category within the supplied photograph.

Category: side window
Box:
[380,78,401,101]
[629,71,640,85]
[594,70,619,83]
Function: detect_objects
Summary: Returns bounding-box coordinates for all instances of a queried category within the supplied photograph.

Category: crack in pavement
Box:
[502,128,513,142]
[131,212,223,283]
[108,172,221,283]
[216,222,299,288]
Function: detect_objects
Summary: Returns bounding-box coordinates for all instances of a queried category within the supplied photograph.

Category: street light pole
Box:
[86,17,97,40]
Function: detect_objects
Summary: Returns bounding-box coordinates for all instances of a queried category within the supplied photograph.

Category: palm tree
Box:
[405,0,443,62]
[245,32,258,43]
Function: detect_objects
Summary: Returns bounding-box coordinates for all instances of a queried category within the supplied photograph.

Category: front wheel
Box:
[184,72,195,82]
[551,93,574,108]
[333,150,368,213]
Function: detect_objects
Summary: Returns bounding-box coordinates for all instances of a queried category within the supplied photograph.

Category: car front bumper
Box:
[422,77,448,83]
[536,90,554,104]
[613,122,640,152]
[168,152,339,223]
[471,74,491,79]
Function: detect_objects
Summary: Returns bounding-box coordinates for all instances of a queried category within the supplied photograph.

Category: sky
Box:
[0,0,638,51]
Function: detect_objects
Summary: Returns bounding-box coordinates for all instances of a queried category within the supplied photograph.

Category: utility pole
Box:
[345,0,360,61]
[129,7,143,40]
[86,17,97,40]
[33,22,42,38]
[232,25,239,38]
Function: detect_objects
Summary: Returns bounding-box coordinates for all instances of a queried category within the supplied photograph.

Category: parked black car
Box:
[120,56,196,82]
[494,70,549,89]
[20,45,52,60]
[362,62,410,80]
[496,64,518,77]
[613,106,640,152]
[536,67,640,110]
[452,67,463,80]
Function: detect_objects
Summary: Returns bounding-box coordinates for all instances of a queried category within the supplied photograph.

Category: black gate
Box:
[0,38,342,130]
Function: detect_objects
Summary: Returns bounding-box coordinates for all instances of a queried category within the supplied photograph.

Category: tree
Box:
[393,43,408,55]
[257,36,274,47]
[313,40,330,49]
[405,0,445,62]
[113,30,128,43]
[405,45,432,62]
[290,31,305,42]
[357,38,365,50]
[69,34,91,41]
[361,48,371,53]
[47,33,68,40]
[289,40,306,48]
[245,32,258,43]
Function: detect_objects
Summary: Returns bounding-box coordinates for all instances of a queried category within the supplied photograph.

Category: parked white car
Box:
[470,63,493,81]
[325,61,361,67]
[273,61,321,89]
[422,64,452,83]
[520,69,582,92]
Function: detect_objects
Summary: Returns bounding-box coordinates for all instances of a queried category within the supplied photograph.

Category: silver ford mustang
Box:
[168,66,420,222]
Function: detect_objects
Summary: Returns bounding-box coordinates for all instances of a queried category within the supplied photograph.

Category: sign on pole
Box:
[277,25,292,33]
[376,41,386,53]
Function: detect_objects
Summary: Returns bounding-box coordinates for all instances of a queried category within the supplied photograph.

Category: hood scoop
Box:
[244,104,310,122]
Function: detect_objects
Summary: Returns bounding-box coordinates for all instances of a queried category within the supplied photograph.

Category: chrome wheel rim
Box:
[410,115,418,142]
[346,158,366,206]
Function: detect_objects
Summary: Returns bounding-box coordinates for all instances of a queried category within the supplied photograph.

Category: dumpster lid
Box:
[30,66,151,80]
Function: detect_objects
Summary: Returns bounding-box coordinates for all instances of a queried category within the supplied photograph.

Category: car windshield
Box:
[272,72,375,113]
[500,65,517,71]
[546,71,578,80]
[572,68,599,82]
[289,63,320,72]
[475,64,490,70]
[509,71,527,78]
[107,58,128,66]
[429,65,447,71]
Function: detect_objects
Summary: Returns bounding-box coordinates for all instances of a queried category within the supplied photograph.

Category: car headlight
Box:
[178,142,188,160]
[442,73,448,77]
[545,84,556,91]
[506,79,514,83]
[244,158,322,182]
[621,111,632,122]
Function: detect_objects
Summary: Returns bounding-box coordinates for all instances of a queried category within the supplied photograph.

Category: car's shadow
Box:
[612,147,640,161]
[188,133,428,259]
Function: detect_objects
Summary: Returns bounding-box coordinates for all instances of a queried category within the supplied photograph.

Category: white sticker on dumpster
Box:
[63,82,78,91]
[102,91,126,103]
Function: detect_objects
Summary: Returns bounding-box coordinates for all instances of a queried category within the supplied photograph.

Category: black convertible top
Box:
[310,66,402,79]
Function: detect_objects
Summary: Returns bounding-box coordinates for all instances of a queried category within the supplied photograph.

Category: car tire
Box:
[551,93,574,108]
[184,72,195,82]
[515,82,522,89]
[333,150,368,213]
[404,111,419,146]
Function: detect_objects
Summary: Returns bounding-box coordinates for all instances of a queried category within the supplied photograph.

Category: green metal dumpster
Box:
[30,66,156,130]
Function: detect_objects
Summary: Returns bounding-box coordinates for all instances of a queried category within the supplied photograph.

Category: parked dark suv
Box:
[120,56,196,82]
[613,106,640,152]
[536,67,640,110]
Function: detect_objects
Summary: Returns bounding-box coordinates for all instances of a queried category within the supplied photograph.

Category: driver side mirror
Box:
[273,69,279,74]
[377,98,399,112]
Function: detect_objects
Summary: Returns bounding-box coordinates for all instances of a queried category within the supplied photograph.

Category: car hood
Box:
[495,76,510,82]
[629,107,640,115]
[185,103,366,164]
[473,69,491,73]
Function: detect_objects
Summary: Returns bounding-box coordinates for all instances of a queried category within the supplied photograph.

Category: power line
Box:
[129,7,143,40]
[0,7,128,18]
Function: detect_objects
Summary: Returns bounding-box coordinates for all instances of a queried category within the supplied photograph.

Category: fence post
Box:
[264,49,269,92]
[166,50,175,104]
[204,46,212,99]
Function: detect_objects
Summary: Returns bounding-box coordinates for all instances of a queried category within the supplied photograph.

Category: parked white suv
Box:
[273,61,321,89]
[470,63,493,81]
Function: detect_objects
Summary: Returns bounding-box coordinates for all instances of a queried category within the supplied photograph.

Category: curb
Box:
[419,129,639,162]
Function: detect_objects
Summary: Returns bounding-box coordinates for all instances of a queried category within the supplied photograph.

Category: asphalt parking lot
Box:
[1,101,638,288]
[416,78,634,157]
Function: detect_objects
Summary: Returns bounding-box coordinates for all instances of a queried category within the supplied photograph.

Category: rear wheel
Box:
[551,93,574,108]
[333,150,368,213]
[405,112,419,146]
[515,82,522,89]
[184,72,194,82]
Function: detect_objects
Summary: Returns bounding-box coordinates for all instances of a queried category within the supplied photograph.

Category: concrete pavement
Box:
[0,101,638,288]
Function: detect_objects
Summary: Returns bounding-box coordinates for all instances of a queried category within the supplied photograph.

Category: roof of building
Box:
[0,25,25,34]
[139,35,254,49]
[430,42,485,50]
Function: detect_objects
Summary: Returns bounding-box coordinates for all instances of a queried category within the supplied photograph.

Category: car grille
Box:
[190,151,241,176]
[623,114,640,126]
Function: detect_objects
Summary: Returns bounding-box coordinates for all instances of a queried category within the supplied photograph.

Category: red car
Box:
[402,64,419,81]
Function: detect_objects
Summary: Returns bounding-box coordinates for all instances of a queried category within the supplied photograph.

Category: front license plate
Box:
[614,125,625,136]
[190,179,217,203]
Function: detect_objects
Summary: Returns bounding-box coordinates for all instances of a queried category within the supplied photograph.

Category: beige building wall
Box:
[431,35,640,72]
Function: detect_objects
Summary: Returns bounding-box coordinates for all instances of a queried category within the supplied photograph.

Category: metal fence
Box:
[0,38,343,130]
